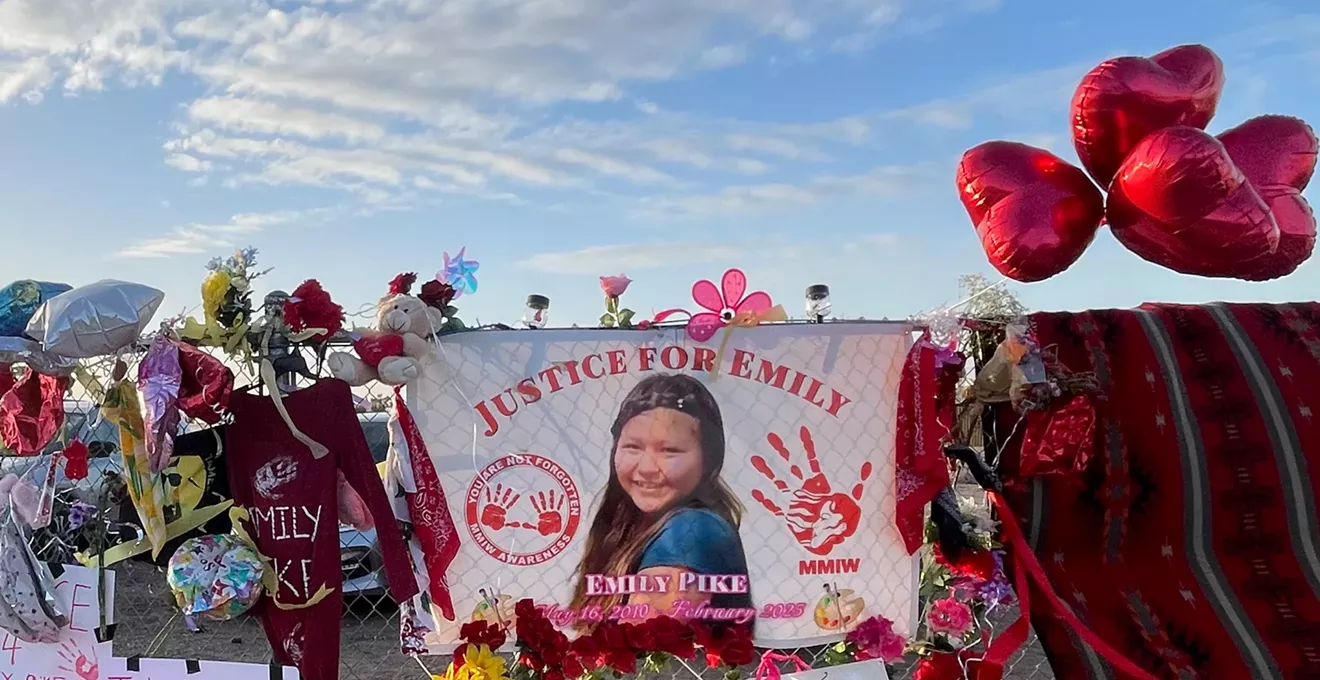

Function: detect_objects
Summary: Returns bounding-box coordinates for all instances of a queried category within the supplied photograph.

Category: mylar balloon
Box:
[1072,44,1225,187]
[26,280,165,359]
[0,281,71,338]
[1106,126,1281,277]
[956,141,1105,282]
[167,534,265,632]
[1217,115,1318,280]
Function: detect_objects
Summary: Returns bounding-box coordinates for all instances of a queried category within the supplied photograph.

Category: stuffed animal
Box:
[327,274,446,387]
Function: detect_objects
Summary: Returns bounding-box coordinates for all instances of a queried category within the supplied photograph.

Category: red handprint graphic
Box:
[58,641,99,680]
[479,484,520,531]
[527,490,565,536]
[750,426,873,556]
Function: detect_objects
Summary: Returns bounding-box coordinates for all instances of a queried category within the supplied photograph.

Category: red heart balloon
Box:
[1217,115,1318,280]
[1106,126,1281,277]
[956,141,1105,282]
[1072,44,1225,187]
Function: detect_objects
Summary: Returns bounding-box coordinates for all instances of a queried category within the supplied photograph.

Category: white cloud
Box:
[700,44,749,69]
[164,152,211,172]
[521,241,744,274]
[554,149,673,184]
[725,134,829,161]
[114,209,314,258]
[187,97,386,142]
[637,164,928,218]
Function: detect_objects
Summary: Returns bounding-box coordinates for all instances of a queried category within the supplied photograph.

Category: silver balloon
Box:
[26,280,165,359]
[0,337,76,375]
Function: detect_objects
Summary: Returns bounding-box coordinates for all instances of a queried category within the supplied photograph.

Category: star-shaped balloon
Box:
[440,248,479,297]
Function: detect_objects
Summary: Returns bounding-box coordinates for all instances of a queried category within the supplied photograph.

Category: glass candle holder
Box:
[805,284,831,322]
[523,294,550,329]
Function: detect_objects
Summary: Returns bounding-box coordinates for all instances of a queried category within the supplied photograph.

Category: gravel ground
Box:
[106,561,1055,680]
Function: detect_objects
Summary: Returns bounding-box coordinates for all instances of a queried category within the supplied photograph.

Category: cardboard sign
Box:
[0,565,298,680]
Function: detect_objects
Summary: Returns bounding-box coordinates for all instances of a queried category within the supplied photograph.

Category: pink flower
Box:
[927,599,974,638]
[847,615,906,663]
[600,274,632,298]
[686,269,773,342]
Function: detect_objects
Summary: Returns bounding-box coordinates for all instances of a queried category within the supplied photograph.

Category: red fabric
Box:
[227,379,418,680]
[1001,303,1320,679]
[1019,393,1097,478]
[0,369,67,455]
[894,339,951,553]
[393,386,460,620]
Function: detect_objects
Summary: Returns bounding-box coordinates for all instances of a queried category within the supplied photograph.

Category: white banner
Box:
[408,323,917,649]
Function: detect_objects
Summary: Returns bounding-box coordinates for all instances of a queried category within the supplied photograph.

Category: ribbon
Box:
[754,650,812,680]
[258,358,329,459]
[976,493,1158,680]
[710,304,787,378]
[76,500,234,567]
[229,506,334,611]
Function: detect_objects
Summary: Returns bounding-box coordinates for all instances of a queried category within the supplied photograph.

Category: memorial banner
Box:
[407,322,917,650]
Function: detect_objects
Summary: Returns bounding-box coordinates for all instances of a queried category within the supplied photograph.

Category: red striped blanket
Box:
[1002,303,1320,679]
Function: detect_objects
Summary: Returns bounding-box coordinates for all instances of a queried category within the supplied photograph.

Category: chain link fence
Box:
[31,337,1056,679]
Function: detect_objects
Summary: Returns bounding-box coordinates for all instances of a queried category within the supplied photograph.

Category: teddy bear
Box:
[327,273,447,387]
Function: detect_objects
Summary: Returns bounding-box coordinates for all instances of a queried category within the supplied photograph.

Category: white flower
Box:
[957,493,998,535]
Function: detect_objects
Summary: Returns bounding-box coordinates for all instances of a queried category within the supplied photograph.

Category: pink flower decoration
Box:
[600,274,632,298]
[847,615,907,663]
[926,598,974,638]
[687,268,773,342]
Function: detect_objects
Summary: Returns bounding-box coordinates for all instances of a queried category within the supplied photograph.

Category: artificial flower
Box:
[420,279,457,310]
[389,272,418,295]
[284,279,344,341]
[927,598,975,637]
[686,269,772,342]
[846,615,907,663]
[956,495,999,536]
[200,270,232,322]
[978,577,1015,608]
[67,500,95,531]
[435,644,506,680]
[600,274,632,298]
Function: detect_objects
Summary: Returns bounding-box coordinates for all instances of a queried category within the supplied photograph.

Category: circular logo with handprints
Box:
[465,453,582,565]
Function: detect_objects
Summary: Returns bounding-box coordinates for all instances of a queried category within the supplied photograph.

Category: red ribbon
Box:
[754,650,812,680]
[976,493,1159,680]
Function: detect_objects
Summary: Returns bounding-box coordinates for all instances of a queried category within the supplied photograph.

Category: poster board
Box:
[407,323,918,650]
[0,566,297,680]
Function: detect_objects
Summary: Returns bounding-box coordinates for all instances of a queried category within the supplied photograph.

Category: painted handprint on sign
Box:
[479,484,520,531]
[525,490,565,536]
[58,640,99,680]
[750,426,873,555]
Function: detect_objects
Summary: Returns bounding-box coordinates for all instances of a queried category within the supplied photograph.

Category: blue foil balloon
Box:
[0,281,71,338]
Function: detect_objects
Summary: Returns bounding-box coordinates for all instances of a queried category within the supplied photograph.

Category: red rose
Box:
[515,599,538,620]
[543,670,564,680]
[419,279,457,310]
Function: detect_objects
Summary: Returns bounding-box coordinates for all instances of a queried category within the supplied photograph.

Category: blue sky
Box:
[0,0,1316,328]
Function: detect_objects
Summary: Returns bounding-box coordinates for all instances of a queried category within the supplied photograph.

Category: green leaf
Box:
[606,296,618,314]
[600,313,616,328]
[443,305,459,318]
[617,309,635,327]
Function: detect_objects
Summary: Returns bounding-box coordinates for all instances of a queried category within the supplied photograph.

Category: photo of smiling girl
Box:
[570,373,752,629]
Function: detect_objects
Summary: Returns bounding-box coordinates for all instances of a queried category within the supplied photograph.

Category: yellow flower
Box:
[436,645,506,680]
[201,270,232,322]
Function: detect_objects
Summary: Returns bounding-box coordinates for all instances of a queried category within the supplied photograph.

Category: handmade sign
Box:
[405,321,917,650]
[0,565,298,680]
